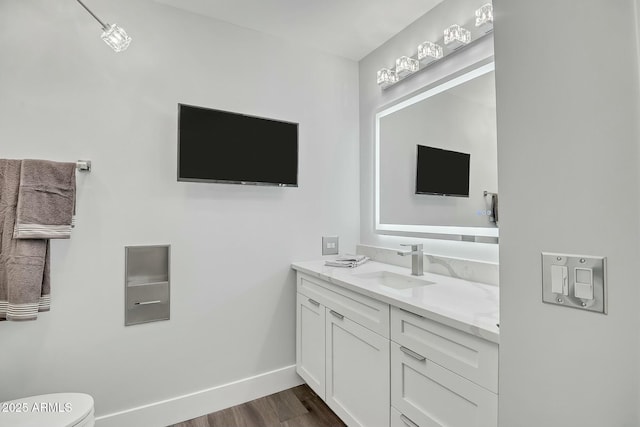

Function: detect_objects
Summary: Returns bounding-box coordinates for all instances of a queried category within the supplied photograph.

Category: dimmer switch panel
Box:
[541,253,606,314]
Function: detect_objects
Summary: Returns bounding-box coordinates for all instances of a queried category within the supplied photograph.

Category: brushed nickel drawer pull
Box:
[400,414,419,427]
[134,300,161,306]
[400,346,426,361]
[329,310,344,320]
[399,307,424,318]
[308,298,320,306]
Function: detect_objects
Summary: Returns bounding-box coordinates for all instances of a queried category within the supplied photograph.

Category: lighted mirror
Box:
[375,62,498,241]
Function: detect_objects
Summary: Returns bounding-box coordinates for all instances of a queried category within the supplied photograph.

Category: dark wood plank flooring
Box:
[169,384,346,427]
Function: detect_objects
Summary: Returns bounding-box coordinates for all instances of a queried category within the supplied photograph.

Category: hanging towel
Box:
[0,160,50,321]
[13,159,76,239]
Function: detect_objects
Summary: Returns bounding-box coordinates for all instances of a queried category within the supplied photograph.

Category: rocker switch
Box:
[550,265,568,295]
[574,268,594,300]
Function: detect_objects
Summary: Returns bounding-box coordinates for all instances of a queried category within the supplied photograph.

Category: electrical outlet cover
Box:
[322,236,339,255]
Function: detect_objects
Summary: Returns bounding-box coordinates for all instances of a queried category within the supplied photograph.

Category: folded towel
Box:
[0,160,50,321]
[13,159,76,239]
[325,254,370,268]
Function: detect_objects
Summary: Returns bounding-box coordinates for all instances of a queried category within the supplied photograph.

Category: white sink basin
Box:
[354,270,435,290]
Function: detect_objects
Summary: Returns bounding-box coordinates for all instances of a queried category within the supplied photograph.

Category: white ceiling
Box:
[153,0,444,60]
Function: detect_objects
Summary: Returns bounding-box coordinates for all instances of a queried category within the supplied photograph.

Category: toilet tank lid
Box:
[0,393,94,427]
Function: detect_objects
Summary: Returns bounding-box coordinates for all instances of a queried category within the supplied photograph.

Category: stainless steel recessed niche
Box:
[125,245,170,326]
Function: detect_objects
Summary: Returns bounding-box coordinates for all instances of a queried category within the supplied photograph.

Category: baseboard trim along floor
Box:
[95,365,304,427]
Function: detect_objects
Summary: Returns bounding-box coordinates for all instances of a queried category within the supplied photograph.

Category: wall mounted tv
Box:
[178,104,299,187]
[415,145,470,197]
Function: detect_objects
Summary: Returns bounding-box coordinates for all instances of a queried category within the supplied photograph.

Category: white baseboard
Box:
[95,365,303,427]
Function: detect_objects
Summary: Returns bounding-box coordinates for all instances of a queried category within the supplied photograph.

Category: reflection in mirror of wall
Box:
[375,62,498,242]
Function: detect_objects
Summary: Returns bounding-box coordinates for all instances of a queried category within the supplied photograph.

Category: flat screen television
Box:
[178,104,298,187]
[415,145,470,197]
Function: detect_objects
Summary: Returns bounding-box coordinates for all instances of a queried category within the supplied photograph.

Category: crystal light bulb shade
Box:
[444,24,471,49]
[377,68,398,88]
[395,56,419,78]
[475,3,494,27]
[101,23,132,52]
[417,41,443,65]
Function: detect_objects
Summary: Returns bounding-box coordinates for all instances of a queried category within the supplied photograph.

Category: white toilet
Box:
[0,393,94,427]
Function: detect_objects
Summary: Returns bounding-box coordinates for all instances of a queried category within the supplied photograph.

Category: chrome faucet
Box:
[397,244,424,276]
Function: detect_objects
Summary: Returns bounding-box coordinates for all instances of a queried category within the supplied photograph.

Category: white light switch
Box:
[550,265,568,295]
[574,267,594,300]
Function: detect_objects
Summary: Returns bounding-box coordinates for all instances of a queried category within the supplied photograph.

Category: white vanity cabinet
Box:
[390,307,498,427]
[296,272,390,427]
[293,263,499,427]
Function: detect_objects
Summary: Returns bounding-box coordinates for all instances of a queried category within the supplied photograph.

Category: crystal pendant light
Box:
[76,0,132,52]
[475,3,494,33]
[444,24,471,50]
[395,56,419,78]
[101,24,132,52]
[377,68,398,88]
[417,41,443,66]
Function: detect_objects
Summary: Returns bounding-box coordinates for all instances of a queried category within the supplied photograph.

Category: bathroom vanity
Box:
[292,260,499,427]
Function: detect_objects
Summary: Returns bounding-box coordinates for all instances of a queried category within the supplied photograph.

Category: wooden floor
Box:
[169,384,346,427]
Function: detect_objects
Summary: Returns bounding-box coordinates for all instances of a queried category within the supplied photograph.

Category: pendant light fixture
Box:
[76,0,132,52]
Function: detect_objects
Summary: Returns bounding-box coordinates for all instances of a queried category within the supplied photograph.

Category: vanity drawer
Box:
[391,306,498,392]
[297,273,389,337]
[391,342,497,427]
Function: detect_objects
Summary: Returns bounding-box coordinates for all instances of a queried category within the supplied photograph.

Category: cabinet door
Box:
[391,342,497,427]
[296,293,326,399]
[325,309,390,427]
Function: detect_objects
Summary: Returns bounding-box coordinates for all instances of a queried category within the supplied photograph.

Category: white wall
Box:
[0,0,359,423]
[494,0,640,425]
[359,0,499,262]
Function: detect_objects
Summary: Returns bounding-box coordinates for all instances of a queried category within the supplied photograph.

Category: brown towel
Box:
[0,160,49,321]
[13,159,76,239]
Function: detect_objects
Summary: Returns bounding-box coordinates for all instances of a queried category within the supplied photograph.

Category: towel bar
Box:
[76,160,91,172]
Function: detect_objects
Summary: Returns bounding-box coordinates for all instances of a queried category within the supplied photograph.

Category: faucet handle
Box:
[400,243,423,251]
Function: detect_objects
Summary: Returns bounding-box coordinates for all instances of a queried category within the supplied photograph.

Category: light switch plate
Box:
[322,236,339,255]
[541,252,606,314]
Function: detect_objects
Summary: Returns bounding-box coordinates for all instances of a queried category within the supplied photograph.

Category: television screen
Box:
[415,145,470,197]
[178,104,298,186]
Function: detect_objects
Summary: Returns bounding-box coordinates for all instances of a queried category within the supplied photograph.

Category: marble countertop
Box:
[291,260,500,344]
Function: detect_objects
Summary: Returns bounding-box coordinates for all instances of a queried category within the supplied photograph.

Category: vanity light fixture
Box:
[376,2,493,90]
[475,3,494,33]
[76,0,132,52]
[443,24,471,49]
[377,68,398,88]
[395,56,419,78]
[417,41,444,65]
